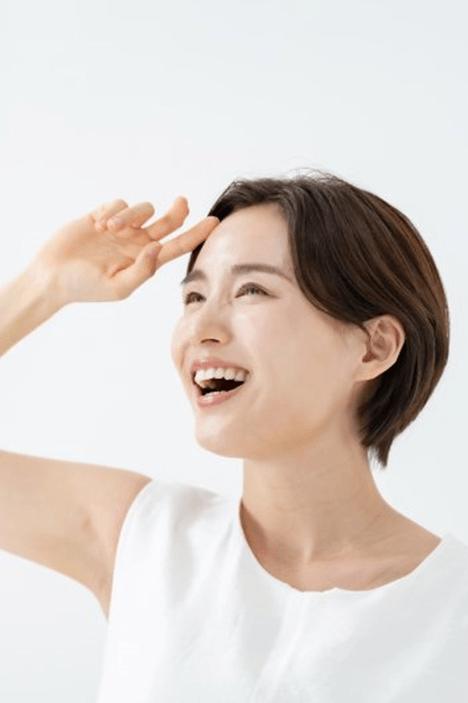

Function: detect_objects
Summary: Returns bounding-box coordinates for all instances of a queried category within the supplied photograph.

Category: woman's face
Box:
[170,202,366,460]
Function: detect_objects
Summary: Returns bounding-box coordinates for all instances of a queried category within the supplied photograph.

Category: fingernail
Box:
[109,216,124,228]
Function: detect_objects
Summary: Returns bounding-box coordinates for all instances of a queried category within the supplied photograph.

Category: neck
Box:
[241,444,396,567]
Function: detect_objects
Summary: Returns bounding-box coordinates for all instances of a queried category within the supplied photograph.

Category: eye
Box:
[183,283,268,305]
[237,283,268,298]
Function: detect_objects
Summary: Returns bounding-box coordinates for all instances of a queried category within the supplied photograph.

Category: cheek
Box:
[269,326,337,397]
[169,319,185,369]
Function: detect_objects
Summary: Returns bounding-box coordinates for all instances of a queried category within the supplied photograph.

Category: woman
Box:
[0,170,467,702]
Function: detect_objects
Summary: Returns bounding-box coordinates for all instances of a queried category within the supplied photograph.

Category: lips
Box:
[193,380,204,397]
[195,376,249,407]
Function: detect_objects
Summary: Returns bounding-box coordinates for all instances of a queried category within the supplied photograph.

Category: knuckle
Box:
[173,239,184,256]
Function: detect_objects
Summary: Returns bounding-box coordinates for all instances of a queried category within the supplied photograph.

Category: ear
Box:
[359,315,406,381]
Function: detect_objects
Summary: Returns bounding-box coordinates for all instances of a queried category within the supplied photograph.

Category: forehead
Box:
[194,203,291,270]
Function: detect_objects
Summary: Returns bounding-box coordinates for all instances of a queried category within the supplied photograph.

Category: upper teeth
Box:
[194,367,249,388]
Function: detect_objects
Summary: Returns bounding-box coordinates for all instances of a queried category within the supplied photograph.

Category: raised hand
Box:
[28,196,218,305]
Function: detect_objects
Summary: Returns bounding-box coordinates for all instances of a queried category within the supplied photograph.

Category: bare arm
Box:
[0,266,62,359]
[0,268,111,604]
[0,198,218,618]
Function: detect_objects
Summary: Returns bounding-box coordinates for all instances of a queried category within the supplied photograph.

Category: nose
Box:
[188,297,232,347]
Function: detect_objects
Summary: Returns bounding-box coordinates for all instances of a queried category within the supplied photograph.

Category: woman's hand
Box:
[28,196,218,305]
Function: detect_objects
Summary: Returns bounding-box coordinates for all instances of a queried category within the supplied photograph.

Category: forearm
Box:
[0,267,63,359]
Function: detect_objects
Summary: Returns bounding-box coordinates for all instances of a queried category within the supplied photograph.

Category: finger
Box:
[95,199,129,231]
[111,240,163,300]
[107,201,156,233]
[143,195,190,241]
[109,216,218,300]
[153,216,219,268]
[90,202,111,221]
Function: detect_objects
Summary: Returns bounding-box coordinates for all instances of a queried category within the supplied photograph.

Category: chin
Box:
[194,430,246,458]
[194,426,279,461]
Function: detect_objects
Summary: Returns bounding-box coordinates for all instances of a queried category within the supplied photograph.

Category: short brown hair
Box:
[184,170,450,470]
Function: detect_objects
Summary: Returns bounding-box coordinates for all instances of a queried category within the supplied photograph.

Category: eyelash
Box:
[183,283,268,306]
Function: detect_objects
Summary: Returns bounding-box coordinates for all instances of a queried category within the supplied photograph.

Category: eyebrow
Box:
[179,263,293,287]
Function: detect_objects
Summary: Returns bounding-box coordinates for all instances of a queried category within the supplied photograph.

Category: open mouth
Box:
[192,374,248,397]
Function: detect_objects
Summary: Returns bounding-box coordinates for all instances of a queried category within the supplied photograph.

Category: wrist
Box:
[20,263,67,315]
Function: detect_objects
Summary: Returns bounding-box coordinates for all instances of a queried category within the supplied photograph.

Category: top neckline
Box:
[231,494,452,599]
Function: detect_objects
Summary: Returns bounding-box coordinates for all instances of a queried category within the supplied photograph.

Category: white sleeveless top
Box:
[96,479,468,703]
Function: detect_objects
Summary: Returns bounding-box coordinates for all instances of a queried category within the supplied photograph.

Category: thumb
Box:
[113,241,163,298]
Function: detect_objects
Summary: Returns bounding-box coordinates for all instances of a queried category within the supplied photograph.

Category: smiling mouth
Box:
[192,376,248,397]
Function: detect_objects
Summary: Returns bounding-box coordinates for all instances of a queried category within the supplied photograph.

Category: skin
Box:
[170,202,440,588]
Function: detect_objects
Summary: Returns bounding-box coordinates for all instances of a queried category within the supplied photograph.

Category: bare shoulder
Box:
[387,514,442,556]
[340,521,443,592]
[0,448,152,620]
[400,524,443,566]
[375,513,443,577]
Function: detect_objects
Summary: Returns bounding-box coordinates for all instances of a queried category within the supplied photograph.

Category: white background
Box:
[0,0,467,700]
